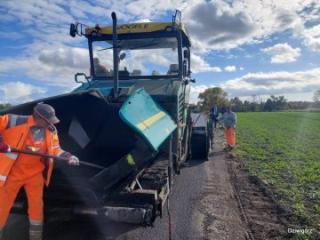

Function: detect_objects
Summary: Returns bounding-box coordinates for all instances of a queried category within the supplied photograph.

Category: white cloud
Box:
[1,1,74,26]
[0,46,90,87]
[1,0,184,27]
[301,24,320,52]
[189,68,320,102]
[38,47,89,69]
[184,0,255,51]
[191,54,222,73]
[2,0,320,53]
[262,43,301,63]
[224,65,236,72]
[0,82,47,103]
[125,0,187,19]
[183,0,320,51]
[223,68,320,97]
[0,0,320,100]
[68,1,108,20]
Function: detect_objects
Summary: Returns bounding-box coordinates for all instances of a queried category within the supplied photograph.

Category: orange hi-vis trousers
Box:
[225,128,236,146]
[0,173,44,229]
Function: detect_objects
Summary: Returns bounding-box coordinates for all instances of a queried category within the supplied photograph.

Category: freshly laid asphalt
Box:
[4,158,207,240]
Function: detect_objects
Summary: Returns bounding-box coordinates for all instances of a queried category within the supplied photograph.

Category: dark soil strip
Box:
[226,154,304,240]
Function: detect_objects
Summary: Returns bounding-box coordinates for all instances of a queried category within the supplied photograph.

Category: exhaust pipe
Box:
[111,12,119,98]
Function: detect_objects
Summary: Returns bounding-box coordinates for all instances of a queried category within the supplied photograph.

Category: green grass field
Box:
[236,112,320,230]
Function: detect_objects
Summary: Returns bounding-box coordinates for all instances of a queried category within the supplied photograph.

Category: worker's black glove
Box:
[0,136,10,153]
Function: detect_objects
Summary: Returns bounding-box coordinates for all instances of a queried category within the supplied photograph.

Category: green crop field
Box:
[236,112,320,232]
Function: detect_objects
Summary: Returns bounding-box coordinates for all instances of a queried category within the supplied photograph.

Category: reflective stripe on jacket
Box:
[0,114,63,187]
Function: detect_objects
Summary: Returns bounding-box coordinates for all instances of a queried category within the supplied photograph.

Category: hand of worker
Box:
[0,141,11,153]
[68,155,80,166]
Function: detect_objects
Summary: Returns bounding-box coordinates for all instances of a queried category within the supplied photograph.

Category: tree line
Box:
[194,87,320,112]
[0,104,12,111]
[1,89,320,113]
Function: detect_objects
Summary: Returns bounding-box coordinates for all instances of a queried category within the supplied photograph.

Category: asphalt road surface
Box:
[4,130,249,240]
[4,158,206,240]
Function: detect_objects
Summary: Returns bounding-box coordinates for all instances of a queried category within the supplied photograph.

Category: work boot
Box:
[0,228,3,240]
[224,144,232,152]
[29,221,43,240]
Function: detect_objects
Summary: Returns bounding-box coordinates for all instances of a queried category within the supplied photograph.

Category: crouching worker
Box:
[0,103,79,240]
[222,106,237,151]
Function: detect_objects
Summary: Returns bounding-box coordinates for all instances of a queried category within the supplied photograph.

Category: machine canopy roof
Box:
[85,22,191,48]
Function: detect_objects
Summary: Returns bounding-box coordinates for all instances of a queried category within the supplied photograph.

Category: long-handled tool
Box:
[10,147,105,170]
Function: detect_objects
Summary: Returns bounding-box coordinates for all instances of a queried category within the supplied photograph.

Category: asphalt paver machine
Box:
[4,10,195,225]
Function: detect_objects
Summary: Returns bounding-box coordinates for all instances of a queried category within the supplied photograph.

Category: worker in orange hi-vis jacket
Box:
[0,103,79,240]
[222,106,237,151]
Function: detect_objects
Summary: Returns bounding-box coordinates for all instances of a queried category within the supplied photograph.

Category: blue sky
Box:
[0,0,320,104]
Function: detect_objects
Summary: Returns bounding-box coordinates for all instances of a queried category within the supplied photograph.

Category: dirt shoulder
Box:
[195,129,295,240]
[194,129,249,240]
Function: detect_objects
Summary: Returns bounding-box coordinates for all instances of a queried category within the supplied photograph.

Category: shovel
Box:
[10,147,105,170]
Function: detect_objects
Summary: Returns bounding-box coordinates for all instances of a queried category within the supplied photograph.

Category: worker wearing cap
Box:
[0,103,79,240]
